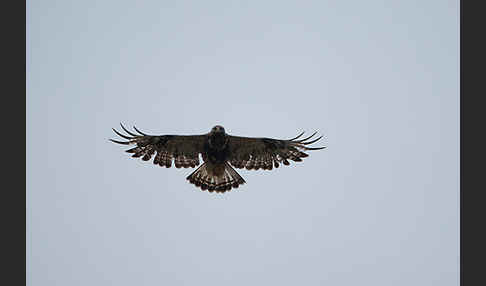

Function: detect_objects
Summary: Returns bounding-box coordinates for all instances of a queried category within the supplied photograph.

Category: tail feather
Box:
[186,162,246,193]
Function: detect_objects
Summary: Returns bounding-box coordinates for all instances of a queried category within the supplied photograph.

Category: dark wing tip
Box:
[291,131,326,150]
[305,146,326,150]
[301,135,323,145]
[109,139,130,145]
[112,128,133,140]
[120,123,139,137]
[295,131,317,143]
[288,131,305,141]
[133,125,148,136]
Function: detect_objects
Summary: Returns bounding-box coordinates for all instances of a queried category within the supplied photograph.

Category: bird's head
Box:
[210,125,226,135]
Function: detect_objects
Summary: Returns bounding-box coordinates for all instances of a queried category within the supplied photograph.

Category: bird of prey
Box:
[110,124,325,193]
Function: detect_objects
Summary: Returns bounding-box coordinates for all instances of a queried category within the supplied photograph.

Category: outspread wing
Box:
[227,131,325,170]
[110,123,206,168]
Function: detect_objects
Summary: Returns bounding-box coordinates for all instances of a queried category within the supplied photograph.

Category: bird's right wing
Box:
[110,123,206,168]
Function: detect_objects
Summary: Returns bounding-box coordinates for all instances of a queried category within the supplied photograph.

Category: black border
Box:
[4,0,26,284]
[459,0,463,283]
[461,0,482,285]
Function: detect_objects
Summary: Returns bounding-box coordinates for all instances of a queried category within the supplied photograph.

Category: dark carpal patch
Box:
[262,138,285,150]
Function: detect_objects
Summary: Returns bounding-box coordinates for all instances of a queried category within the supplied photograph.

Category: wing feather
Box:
[110,123,206,168]
[227,132,325,170]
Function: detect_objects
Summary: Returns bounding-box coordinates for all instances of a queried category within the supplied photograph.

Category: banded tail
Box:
[186,162,246,193]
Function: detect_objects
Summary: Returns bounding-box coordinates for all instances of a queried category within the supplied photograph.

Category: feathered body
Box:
[110,124,325,193]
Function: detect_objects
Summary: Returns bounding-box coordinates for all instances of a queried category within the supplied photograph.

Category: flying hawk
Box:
[110,124,325,193]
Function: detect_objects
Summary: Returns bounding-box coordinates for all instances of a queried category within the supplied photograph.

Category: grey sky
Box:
[27,1,459,285]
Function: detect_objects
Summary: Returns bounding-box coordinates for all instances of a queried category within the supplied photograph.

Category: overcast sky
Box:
[27,1,459,285]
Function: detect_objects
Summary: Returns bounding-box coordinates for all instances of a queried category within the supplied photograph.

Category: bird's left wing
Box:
[110,123,206,168]
[227,131,325,170]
